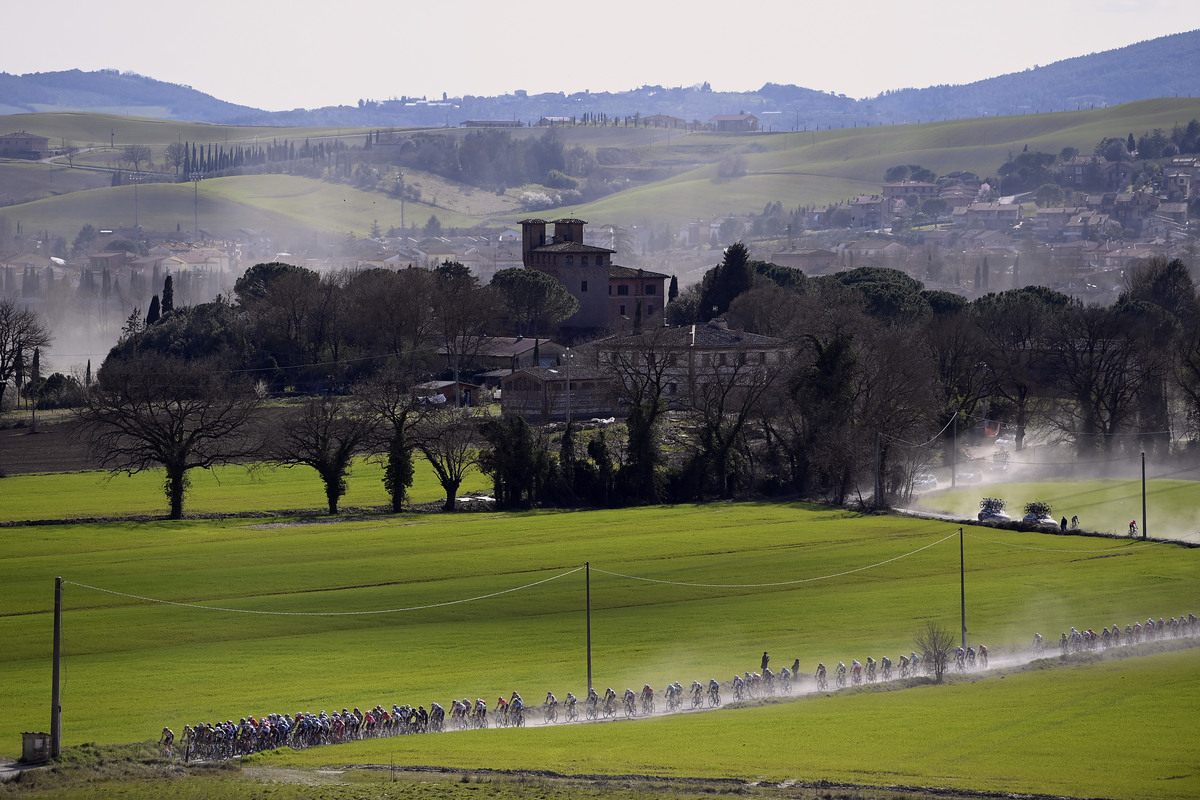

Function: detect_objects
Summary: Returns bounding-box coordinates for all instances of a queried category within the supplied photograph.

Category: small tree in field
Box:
[913,620,955,683]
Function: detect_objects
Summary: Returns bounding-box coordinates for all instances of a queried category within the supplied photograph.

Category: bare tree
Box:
[269,396,374,514]
[601,325,677,503]
[413,406,480,511]
[78,353,262,519]
[355,364,424,512]
[913,620,955,683]
[0,299,53,411]
[164,142,187,175]
[686,341,786,499]
[433,262,495,404]
[122,144,152,172]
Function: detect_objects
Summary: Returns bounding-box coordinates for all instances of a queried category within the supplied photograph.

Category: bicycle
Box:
[512,706,525,728]
[543,703,558,724]
[624,696,637,718]
[835,670,846,689]
[708,685,721,707]
[565,702,578,723]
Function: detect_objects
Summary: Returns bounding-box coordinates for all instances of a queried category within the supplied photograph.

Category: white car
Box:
[978,508,1011,522]
[1023,513,1058,529]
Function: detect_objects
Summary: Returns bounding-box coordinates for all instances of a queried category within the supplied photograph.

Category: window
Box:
[566,256,574,266]
[582,256,589,266]
[645,284,656,295]
[619,305,626,316]
[581,280,588,292]
[617,284,629,296]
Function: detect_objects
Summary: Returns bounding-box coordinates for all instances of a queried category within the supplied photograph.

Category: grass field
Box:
[0,456,491,521]
[2,493,1196,798]
[912,477,1200,541]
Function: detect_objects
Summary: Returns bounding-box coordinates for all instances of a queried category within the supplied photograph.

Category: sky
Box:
[4,0,1199,112]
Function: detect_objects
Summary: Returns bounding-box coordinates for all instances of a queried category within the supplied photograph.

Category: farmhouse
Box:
[0,131,50,158]
[709,113,759,132]
[596,319,789,408]
[500,364,614,423]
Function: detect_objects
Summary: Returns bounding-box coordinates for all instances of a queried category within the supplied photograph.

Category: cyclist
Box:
[851,659,862,684]
[604,687,617,714]
[707,678,721,704]
[836,661,847,679]
[564,692,577,720]
[880,655,892,680]
[160,727,175,757]
[866,657,876,682]
[815,662,828,689]
[640,683,654,712]
[978,644,988,666]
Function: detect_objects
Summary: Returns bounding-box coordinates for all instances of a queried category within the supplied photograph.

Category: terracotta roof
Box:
[609,264,669,279]
[532,241,614,254]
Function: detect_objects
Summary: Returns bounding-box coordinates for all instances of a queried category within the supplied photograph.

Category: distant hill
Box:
[1,31,1198,129]
[866,30,1200,121]
[0,68,259,120]
[1,31,1197,128]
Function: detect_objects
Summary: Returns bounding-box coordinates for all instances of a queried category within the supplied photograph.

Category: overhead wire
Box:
[63,566,583,616]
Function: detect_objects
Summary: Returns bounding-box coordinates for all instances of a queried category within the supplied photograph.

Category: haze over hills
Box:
[1,31,1197,128]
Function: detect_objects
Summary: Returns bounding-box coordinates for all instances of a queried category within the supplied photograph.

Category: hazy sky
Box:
[5,0,1199,112]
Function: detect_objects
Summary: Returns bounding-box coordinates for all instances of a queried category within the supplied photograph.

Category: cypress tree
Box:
[146,294,161,326]
[162,275,174,314]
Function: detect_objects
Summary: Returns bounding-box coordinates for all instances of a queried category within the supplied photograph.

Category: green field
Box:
[2,491,1197,798]
[0,457,491,521]
[912,477,1200,542]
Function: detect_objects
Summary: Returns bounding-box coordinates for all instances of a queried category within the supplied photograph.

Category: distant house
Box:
[769,248,838,274]
[0,131,50,158]
[955,202,1022,230]
[849,195,887,229]
[416,380,482,408]
[538,116,572,126]
[643,114,686,129]
[609,265,668,328]
[596,320,789,408]
[709,112,758,132]
[500,365,614,423]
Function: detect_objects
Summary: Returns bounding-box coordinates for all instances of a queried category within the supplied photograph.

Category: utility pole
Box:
[1141,451,1147,540]
[959,528,967,650]
[51,577,63,758]
[585,562,593,691]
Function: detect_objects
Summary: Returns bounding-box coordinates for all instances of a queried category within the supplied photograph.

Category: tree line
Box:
[8,246,1199,520]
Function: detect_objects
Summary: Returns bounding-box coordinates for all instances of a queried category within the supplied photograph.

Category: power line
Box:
[63,567,583,616]
[591,531,960,588]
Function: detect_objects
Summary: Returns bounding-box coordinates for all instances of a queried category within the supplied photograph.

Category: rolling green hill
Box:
[3,98,1200,241]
